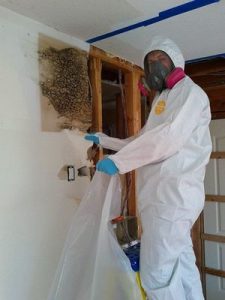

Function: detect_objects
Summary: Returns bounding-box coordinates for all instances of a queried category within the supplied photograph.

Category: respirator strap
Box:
[166,67,185,89]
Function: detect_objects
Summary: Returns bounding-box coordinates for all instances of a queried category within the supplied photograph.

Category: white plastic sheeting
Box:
[48,172,142,300]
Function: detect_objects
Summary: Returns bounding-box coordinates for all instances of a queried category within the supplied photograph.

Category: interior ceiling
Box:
[0,0,225,66]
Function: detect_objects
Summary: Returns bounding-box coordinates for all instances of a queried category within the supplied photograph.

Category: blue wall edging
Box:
[186,52,225,64]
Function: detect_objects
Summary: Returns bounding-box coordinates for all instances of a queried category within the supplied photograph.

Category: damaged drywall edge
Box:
[64,129,94,167]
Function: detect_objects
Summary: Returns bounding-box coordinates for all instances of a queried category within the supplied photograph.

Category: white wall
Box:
[0,6,91,300]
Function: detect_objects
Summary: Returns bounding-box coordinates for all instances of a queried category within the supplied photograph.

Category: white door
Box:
[204,119,225,299]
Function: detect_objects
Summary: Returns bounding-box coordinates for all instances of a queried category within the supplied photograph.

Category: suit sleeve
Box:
[98,133,136,151]
[97,125,147,152]
[109,87,210,174]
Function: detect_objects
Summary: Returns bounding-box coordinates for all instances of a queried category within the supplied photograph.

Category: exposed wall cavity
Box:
[39,46,92,132]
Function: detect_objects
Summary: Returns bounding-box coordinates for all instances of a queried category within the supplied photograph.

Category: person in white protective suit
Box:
[85,36,212,300]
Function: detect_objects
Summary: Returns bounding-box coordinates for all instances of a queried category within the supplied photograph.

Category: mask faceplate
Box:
[145,60,172,92]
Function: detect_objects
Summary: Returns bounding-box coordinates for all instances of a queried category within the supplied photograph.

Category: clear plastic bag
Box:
[48,172,141,300]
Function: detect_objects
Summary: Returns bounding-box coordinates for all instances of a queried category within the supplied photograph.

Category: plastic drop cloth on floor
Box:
[48,172,142,300]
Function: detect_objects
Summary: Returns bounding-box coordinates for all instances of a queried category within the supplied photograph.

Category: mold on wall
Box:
[39,35,92,132]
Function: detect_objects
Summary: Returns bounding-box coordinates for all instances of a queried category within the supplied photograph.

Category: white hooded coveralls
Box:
[98,37,212,300]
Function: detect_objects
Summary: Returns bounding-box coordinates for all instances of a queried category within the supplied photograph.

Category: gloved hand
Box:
[84,134,100,145]
[96,158,118,175]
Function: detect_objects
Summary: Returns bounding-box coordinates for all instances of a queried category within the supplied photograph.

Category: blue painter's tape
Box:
[159,0,219,19]
[86,0,220,43]
[186,52,225,64]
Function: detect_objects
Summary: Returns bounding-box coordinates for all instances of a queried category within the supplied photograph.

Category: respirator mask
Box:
[145,60,172,92]
[143,54,185,92]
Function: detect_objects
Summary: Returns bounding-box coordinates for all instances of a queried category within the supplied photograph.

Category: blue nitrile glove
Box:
[96,158,118,175]
[84,134,100,145]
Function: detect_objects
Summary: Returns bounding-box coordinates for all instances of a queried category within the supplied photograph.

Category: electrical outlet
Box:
[67,165,75,181]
